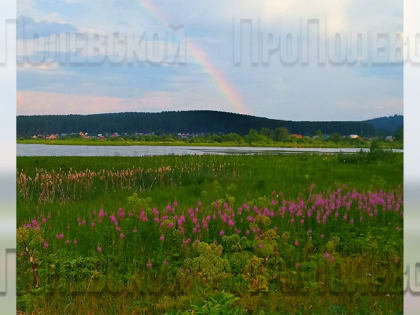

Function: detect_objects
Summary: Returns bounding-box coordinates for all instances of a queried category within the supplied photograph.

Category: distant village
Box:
[29,131,397,142]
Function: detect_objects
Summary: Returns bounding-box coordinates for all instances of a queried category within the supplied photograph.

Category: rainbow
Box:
[137,0,248,114]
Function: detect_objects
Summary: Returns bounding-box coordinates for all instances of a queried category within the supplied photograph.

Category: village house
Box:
[291,134,303,139]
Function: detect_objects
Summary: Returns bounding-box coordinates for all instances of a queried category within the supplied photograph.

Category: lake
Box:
[16,144,403,157]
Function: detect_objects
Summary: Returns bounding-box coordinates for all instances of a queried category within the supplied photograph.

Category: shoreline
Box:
[16,140,403,150]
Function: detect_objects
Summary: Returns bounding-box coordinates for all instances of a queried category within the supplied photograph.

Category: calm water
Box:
[16,144,403,157]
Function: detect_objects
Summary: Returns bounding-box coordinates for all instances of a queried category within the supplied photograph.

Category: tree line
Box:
[17,111,378,137]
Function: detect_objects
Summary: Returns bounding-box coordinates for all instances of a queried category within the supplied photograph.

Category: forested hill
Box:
[363,115,403,134]
[17,111,377,137]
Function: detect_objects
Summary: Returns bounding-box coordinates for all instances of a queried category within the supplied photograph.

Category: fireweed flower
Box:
[120,233,125,239]
[160,235,165,242]
[110,215,117,224]
[133,229,137,233]
[323,252,329,259]
[220,230,224,236]
[97,246,102,253]
[146,261,152,269]
[43,242,49,249]
[73,239,78,245]
[294,240,299,247]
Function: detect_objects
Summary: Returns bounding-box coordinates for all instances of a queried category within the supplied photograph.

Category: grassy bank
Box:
[17,138,403,149]
[17,153,403,314]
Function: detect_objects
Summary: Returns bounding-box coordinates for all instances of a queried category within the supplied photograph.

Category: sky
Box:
[17,0,403,121]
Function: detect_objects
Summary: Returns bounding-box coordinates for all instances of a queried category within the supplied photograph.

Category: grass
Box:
[17,152,403,314]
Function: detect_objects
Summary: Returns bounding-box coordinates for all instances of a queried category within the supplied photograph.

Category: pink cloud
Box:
[17,91,174,115]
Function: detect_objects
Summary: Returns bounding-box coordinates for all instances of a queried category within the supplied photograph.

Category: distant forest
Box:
[16,111,402,137]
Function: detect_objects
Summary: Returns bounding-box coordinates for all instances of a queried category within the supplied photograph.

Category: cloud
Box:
[17,15,78,39]
[18,61,60,72]
[17,90,229,115]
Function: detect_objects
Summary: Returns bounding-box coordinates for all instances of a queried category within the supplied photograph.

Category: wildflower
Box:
[97,246,102,253]
[146,261,152,269]
[120,233,125,239]
[133,228,137,233]
[160,235,165,242]
[65,240,70,245]
[73,239,78,245]
[320,234,325,239]
[294,240,299,247]
[42,218,47,224]
[220,230,224,236]
[110,215,117,224]
[258,243,263,249]
[323,252,329,259]
[43,242,49,249]
[91,222,95,228]
[296,262,301,268]
[99,209,104,218]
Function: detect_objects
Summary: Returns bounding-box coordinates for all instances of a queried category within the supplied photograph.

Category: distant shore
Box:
[17,138,403,149]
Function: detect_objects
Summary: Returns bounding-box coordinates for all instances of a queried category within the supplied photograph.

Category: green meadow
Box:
[17,153,403,314]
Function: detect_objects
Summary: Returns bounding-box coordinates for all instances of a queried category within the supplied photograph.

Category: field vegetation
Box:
[17,152,403,314]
